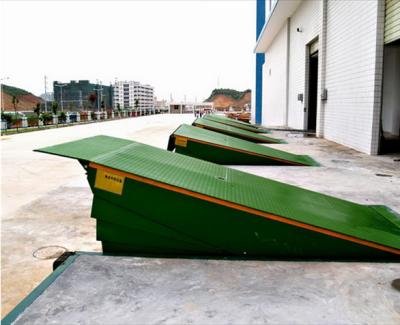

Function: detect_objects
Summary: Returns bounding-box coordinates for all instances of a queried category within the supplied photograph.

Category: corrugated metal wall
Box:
[385,0,400,44]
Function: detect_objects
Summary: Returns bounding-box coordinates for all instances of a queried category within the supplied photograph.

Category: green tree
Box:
[1,112,12,126]
[51,101,58,115]
[33,103,41,117]
[12,96,19,130]
[134,99,139,112]
[40,112,52,125]
[12,96,19,115]
[59,111,66,123]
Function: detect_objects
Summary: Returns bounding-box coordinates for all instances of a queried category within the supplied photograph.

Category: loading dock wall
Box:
[323,0,385,154]
[287,0,321,130]
[262,22,288,126]
[256,0,387,155]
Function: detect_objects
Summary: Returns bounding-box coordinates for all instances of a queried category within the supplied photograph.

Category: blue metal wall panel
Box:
[255,0,266,124]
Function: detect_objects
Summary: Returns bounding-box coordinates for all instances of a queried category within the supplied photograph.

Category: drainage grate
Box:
[33,246,68,260]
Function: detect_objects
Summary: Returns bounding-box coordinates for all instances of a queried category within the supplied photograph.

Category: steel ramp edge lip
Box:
[204,115,271,133]
[210,120,269,133]
[207,114,270,131]
[176,135,315,166]
[192,121,285,144]
[88,162,400,256]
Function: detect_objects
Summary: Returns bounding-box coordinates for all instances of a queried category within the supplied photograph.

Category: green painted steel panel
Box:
[88,169,395,259]
[205,113,267,129]
[204,114,270,133]
[169,124,318,166]
[193,118,285,144]
[93,195,222,254]
[35,135,400,259]
[34,135,133,161]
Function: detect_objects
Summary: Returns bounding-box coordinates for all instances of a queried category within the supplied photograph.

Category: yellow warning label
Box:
[175,137,188,147]
[94,169,125,195]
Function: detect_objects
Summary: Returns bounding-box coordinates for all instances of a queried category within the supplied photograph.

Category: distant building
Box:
[169,101,213,114]
[155,99,169,113]
[53,80,113,111]
[113,81,154,113]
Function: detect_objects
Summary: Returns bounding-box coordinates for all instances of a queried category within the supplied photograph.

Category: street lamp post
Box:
[44,75,48,113]
[55,83,67,112]
[94,80,103,112]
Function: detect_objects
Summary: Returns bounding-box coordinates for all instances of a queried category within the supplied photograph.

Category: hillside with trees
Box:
[205,88,251,111]
[1,84,43,112]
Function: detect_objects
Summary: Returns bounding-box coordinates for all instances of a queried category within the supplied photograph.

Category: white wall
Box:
[262,22,288,126]
[287,0,321,129]
[382,44,400,136]
[323,0,384,154]
[258,0,385,154]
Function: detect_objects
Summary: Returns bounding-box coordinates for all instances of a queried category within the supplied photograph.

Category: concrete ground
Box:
[1,114,399,319]
[9,254,400,325]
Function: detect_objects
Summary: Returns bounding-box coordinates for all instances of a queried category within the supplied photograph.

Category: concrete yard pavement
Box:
[1,114,400,319]
[9,254,400,324]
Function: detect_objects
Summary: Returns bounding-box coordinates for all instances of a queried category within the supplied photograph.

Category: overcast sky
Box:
[1,0,255,101]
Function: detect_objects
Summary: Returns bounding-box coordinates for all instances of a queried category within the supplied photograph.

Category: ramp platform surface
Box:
[34,135,400,259]
[169,124,318,166]
[193,118,285,144]
[3,253,400,325]
[204,114,270,133]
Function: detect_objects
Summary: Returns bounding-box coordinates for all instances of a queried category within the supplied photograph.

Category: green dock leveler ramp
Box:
[193,118,285,144]
[168,124,318,166]
[204,114,270,133]
[35,135,400,260]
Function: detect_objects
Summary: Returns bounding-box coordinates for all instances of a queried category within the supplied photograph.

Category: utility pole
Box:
[44,75,48,112]
[55,83,67,112]
[0,77,10,113]
[94,80,103,112]
[79,90,83,110]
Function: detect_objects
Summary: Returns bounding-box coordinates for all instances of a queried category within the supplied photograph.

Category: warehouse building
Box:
[253,0,400,154]
[113,81,155,113]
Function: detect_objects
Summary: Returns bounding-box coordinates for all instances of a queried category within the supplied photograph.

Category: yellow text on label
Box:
[175,136,188,148]
[94,169,125,195]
